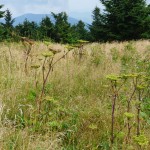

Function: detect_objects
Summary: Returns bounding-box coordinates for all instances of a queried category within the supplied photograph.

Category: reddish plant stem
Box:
[111,81,117,146]
[24,46,32,74]
[42,57,47,84]
[38,57,54,113]
[37,51,70,113]
[25,54,29,74]
[137,90,141,136]
[51,51,70,67]
[126,78,137,143]
[34,69,38,88]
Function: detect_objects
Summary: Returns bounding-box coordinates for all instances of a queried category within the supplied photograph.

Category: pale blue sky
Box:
[1,0,101,16]
[1,0,150,23]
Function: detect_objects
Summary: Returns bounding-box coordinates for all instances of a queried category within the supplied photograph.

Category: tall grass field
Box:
[0,40,150,150]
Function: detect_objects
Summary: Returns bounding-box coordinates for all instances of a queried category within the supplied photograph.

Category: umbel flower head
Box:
[31,64,40,69]
[65,45,76,51]
[49,47,61,55]
[106,74,120,81]
[42,51,54,57]
[77,40,89,44]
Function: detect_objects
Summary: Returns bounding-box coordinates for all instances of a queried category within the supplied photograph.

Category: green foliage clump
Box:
[0,4,5,18]
[27,89,37,101]
[134,135,149,146]
[106,74,120,81]
[124,112,134,119]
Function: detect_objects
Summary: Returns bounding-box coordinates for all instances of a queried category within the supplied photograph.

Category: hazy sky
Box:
[1,0,150,22]
[1,0,101,16]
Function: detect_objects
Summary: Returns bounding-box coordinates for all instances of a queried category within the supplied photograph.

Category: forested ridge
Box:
[0,0,150,43]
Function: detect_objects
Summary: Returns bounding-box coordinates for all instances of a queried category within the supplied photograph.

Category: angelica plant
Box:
[21,37,34,74]
[106,75,120,146]
[37,46,74,113]
[136,83,147,136]
[72,40,89,62]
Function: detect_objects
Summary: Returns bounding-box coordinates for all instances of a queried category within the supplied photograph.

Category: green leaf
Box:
[47,121,60,129]
[88,124,98,130]
[106,74,119,81]
[116,132,125,139]
[42,51,54,57]
[140,112,148,119]
[133,135,149,146]
[124,112,134,119]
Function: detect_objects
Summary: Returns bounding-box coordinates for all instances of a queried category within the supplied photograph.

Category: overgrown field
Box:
[0,40,150,150]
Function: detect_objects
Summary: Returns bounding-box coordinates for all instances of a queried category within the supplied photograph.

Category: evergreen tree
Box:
[39,16,54,40]
[90,1,150,41]
[2,9,15,28]
[0,4,4,18]
[15,19,38,39]
[141,4,150,38]
[52,12,71,43]
[100,0,150,40]
[69,25,80,43]
[0,5,5,41]
[1,9,15,40]
[40,16,54,39]
[75,20,88,40]
[89,7,106,41]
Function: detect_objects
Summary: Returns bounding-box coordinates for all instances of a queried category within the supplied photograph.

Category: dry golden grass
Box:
[0,40,150,150]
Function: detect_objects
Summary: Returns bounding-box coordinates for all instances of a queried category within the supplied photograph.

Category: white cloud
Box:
[68,0,102,13]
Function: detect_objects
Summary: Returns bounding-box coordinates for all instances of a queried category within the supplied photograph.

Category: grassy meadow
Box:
[0,40,150,150]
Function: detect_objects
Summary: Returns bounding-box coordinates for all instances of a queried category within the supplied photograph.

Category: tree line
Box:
[0,0,150,43]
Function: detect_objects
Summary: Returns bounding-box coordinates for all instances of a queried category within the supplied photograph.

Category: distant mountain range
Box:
[0,13,87,26]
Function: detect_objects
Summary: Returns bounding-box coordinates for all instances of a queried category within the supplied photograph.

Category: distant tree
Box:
[15,19,38,39]
[1,9,15,40]
[89,7,106,41]
[69,25,80,43]
[39,16,54,40]
[2,9,15,28]
[52,12,71,43]
[75,20,88,40]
